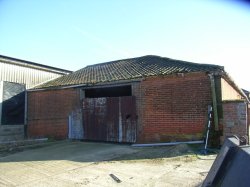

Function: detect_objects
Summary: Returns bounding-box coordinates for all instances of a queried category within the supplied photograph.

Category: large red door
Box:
[82,96,137,143]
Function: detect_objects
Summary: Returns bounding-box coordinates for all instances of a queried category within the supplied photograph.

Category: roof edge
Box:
[0,54,72,75]
[28,78,143,92]
[221,72,250,103]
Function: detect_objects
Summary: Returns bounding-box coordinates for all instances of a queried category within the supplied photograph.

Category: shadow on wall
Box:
[0,81,25,125]
[1,92,25,125]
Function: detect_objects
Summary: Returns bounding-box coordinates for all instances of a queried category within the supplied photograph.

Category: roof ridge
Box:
[85,55,223,70]
[31,55,224,90]
[85,55,163,68]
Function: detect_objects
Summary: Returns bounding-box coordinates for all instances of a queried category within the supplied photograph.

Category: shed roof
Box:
[34,55,224,89]
[0,55,72,75]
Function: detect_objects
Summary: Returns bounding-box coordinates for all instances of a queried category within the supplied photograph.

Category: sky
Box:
[0,0,250,90]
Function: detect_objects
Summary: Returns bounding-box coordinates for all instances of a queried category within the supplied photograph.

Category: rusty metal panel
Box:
[82,98,108,141]
[120,96,137,142]
[106,97,119,142]
[82,96,137,143]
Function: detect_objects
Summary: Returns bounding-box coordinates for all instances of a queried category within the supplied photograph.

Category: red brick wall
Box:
[27,88,80,139]
[134,73,212,143]
[221,101,248,144]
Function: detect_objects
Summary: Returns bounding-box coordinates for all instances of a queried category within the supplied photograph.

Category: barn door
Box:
[82,96,137,143]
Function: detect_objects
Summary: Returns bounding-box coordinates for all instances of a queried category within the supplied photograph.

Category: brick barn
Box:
[27,55,249,144]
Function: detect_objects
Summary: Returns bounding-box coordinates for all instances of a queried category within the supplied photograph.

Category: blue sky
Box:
[0,0,250,89]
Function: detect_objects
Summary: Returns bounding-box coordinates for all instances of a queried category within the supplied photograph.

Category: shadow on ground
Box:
[0,140,208,163]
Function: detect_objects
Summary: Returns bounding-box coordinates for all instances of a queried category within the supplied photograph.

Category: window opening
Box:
[85,85,132,98]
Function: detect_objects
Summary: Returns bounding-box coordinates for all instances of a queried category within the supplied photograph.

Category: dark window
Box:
[85,85,132,98]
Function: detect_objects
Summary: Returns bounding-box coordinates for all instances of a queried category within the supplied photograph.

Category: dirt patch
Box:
[114,143,197,161]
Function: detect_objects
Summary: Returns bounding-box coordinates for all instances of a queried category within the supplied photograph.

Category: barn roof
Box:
[33,55,224,89]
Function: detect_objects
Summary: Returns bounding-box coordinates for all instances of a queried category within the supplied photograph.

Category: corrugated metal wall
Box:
[0,62,64,89]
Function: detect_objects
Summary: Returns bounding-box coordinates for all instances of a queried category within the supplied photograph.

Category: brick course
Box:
[134,72,212,143]
[221,101,248,143]
[27,88,80,139]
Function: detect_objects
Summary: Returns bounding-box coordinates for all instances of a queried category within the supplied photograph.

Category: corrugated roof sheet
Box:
[34,55,224,89]
[0,55,72,74]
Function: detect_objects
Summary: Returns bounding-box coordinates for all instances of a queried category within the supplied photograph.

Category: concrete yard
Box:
[0,141,216,187]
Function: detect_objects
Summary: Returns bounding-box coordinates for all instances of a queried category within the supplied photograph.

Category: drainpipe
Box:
[209,74,219,131]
